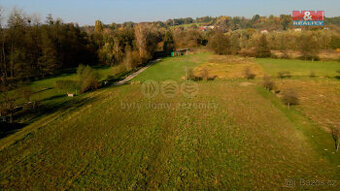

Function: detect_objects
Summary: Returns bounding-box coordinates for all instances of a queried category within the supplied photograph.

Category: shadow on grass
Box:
[0,122,27,139]
[1,95,97,140]
[39,94,65,102]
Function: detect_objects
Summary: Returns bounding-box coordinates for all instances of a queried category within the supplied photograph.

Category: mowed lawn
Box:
[0,53,339,190]
[256,58,340,77]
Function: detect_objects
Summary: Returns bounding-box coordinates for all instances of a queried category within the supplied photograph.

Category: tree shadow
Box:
[1,95,97,140]
[0,122,27,139]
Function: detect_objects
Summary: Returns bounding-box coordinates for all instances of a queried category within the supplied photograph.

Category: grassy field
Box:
[9,66,121,124]
[0,53,339,190]
[256,58,340,77]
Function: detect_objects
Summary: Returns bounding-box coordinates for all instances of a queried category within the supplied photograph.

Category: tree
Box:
[134,23,150,62]
[230,32,240,54]
[298,32,320,60]
[330,35,340,49]
[255,34,271,58]
[0,77,16,123]
[280,15,291,30]
[134,23,161,63]
[77,65,100,93]
[163,30,175,55]
[38,28,59,77]
[208,31,230,55]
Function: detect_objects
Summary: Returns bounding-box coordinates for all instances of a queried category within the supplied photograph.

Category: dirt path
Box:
[114,59,161,86]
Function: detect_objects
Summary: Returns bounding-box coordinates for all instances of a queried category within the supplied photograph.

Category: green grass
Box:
[133,52,212,82]
[0,53,339,190]
[256,58,340,77]
[9,66,121,124]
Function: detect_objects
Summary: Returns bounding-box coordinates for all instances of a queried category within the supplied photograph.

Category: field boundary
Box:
[256,87,340,165]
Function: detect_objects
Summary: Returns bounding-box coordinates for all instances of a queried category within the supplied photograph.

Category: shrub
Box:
[77,65,100,93]
[239,48,256,57]
[281,88,299,106]
[277,71,291,78]
[18,86,34,102]
[55,80,79,90]
[262,75,275,91]
[186,68,202,81]
[244,67,256,79]
[123,49,141,71]
[201,68,209,81]
[309,71,316,78]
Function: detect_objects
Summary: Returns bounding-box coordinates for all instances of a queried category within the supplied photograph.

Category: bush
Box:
[77,65,100,93]
[18,86,34,102]
[277,71,291,78]
[186,68,204,81]
[201,68,209,81]
[336,69,340,77]
[244,67,256,79]
[262,75,275,91]
[281,88,299,106]
[239,48,256,57]
[309,71,316,78]
[55,80,79,90]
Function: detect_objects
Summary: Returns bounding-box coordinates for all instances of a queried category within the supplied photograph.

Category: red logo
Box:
[292,11,324,21]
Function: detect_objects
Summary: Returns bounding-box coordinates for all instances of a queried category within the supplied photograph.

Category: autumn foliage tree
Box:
[208,31,230,55]
[255,34,271,58]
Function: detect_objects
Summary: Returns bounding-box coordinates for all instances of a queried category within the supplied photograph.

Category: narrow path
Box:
[114,59,161,86]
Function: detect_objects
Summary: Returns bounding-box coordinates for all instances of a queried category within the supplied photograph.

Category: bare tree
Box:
[134,23,150,61]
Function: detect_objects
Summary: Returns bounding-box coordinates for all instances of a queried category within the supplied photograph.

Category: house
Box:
[199,26,215,32]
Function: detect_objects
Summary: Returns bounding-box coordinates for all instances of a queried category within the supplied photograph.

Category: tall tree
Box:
[255,34,271,58]
[163,30,175,55]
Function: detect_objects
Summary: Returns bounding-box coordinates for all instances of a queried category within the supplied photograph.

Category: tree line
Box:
[1,8,340,85]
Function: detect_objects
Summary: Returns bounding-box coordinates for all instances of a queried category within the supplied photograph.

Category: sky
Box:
[0,0,339,25]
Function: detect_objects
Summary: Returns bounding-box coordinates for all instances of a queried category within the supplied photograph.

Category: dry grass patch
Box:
[276,79,340,132]
[192,55,265,79]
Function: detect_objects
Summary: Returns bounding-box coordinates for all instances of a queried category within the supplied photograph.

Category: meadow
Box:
[0,52,339,190]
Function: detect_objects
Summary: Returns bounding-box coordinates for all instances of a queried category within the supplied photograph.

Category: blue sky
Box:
[0,0,339,25]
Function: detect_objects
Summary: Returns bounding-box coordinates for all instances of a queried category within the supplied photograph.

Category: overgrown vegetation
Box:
[255,34,271,58]
[77,65,100,93]
[55,80,79,91]
[262,75,275,91]
[281,88,299,106]
[208,31,230,55]
[277,71,291,78]
[244,67,256,79]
